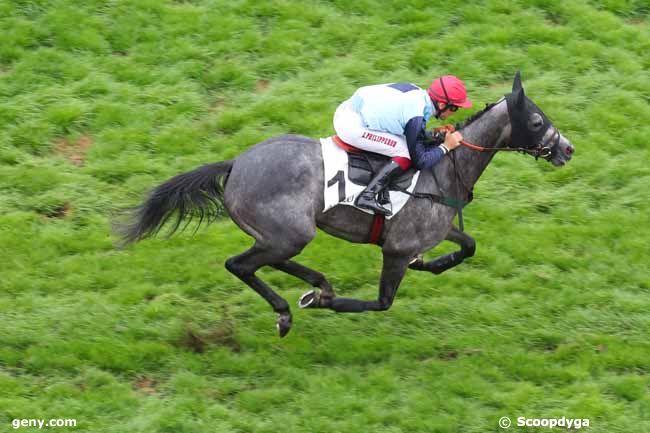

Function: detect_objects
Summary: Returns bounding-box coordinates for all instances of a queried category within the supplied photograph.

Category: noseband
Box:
[506,125,561,160]
[533,127,561,161]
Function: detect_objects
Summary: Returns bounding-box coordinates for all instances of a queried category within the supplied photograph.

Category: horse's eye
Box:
[528,113,544,131]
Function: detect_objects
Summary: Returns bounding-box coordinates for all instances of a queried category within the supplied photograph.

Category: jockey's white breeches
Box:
[333,99,411,159]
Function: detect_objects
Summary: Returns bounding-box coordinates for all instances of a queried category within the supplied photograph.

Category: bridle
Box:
[435,123,561,161]
[430,116,561,232]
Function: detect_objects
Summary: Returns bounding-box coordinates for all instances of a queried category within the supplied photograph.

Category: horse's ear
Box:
[512,71,523,93]
[515,87,525,107]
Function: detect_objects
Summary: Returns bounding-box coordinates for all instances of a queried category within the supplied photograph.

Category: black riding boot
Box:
[354,160,404,216]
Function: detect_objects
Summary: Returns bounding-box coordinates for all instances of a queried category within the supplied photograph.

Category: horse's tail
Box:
[116,160,234,246]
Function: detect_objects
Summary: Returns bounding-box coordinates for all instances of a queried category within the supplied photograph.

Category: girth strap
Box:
[391,185,472,232]
[368,214,385,245]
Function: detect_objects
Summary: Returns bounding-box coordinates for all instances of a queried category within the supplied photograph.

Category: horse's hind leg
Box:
[271,261,336,308]
[327,253,411,313]
[226,245,300,337]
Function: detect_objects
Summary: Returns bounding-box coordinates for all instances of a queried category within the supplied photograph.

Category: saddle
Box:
[332,136,416,193]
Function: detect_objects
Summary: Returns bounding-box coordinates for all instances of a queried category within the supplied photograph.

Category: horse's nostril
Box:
[565,145,575,156]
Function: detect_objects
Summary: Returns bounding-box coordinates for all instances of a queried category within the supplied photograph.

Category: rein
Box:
[435,124,560,161]
[425,121,561,231]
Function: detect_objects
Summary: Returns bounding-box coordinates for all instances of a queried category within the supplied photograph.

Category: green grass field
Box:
[1,0,649,432]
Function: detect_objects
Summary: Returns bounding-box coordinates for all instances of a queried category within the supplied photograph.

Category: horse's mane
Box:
[456,101,498,131]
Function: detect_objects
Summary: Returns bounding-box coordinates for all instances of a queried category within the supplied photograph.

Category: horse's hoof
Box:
[276,313,292,338]
[299,290,318,309]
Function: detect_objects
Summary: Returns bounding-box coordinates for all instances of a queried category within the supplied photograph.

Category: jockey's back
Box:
[350,83,435,136]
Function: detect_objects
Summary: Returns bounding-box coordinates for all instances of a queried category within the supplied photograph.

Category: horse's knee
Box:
[448,228,476,259]
[462,236,476,257]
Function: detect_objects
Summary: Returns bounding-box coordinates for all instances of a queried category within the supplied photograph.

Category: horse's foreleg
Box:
[270,261,336,308]
[225,245,294,337]
[409,226,476,274]
[327,253,410,313]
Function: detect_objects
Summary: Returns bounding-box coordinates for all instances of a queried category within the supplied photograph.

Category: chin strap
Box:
[433,103,442,120]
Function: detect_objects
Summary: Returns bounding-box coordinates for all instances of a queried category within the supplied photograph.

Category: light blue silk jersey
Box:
[350,83,435,135]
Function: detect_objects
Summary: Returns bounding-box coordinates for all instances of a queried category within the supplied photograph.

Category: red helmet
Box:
[427,75,472,108]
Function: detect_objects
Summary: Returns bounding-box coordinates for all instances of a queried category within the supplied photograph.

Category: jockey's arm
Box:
[404,116,449,170]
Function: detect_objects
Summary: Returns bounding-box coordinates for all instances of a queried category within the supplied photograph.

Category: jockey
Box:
[333,75,472,216]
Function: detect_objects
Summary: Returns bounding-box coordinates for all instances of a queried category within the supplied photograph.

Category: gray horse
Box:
[119,72,574,337]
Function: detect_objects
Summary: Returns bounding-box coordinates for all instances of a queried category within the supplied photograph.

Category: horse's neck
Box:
[454,100,510,189]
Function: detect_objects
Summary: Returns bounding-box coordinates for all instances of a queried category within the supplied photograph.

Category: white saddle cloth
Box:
[320,137,420,219]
